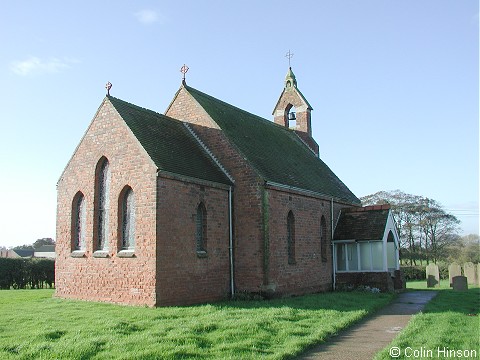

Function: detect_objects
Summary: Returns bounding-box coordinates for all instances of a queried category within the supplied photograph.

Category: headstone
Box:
[426,263,440,288]
[448,263,462,287]
[452,276,468,291]
[477,264,480,286]
[463,262,476,285]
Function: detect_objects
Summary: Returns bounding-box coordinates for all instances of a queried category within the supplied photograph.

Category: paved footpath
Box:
[297,291,438,360]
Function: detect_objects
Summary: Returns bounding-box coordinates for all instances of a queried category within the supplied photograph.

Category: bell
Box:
[288,111,296,121]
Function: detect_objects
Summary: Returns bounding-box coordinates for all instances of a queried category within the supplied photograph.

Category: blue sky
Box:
[0,1,478,247]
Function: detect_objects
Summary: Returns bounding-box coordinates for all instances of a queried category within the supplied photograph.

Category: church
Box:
[55,66,403,306]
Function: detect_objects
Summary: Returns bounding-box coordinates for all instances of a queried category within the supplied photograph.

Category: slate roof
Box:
[108,96,232,186]
[13,249,34,257]
[35,245,55,252]
[185,86,360,205]
[333,206,391,241]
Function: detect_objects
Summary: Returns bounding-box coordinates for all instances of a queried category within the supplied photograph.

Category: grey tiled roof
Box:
[108,96,232,186]
[185,86,360,205]
[334,206,391,241]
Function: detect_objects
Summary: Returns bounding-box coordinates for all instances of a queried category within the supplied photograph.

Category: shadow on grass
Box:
[418,287,480,315]
[218,291,394,313]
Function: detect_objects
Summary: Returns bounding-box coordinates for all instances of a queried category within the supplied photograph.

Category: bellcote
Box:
[285,67,297,89]
[273,67,319,156]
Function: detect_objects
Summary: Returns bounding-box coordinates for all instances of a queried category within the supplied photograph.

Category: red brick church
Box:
[55,67,403,306]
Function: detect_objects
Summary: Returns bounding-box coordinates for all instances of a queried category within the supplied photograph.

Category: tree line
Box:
[0,258,55,289]
[11,237,55,250]
[361,190,478,266]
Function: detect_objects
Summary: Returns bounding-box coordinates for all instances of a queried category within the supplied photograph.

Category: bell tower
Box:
[273,66,319,156]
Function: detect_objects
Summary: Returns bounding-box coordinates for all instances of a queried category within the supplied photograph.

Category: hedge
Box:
[401,266,426,281]
[0,258,54,289]
[401,264,449,281]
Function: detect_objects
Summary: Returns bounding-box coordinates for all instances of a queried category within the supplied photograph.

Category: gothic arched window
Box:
[120,186,135,250]
[287,211,296,264]
[196,202,207,254]
[72,192,86,251]
[95,157,110,251]
[320,215,328,262]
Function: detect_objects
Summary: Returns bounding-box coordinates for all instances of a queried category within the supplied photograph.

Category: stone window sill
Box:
[196,250,207,258]
[117,250,135,258]
[93,251,110,258]
[71,250,86,258]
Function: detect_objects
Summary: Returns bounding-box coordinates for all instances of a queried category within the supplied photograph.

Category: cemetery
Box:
[426,262,480,290]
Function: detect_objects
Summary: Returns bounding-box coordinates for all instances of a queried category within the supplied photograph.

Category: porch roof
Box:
[333,205,391,241]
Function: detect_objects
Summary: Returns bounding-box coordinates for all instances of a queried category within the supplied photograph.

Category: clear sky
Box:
[0,1,478,248]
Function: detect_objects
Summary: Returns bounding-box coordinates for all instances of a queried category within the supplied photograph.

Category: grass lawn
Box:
[0,289,393,359]
[374,282,480,360]
[406,279,452,290]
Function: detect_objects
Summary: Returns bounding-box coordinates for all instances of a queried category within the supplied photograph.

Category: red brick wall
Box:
[273,89,311,135]
[155,176,230,306]
[273,89,319,155]
[266,188,333,295]
[335,272,395,293]
[166,87,266,294]
[56,98,158,306]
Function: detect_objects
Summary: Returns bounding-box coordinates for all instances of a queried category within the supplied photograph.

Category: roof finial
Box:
[285,50,294,68]
[105,81,112,96]
[180,64,189,85]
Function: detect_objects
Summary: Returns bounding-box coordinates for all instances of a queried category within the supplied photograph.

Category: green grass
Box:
[406,279,452,290]
[375,283,480,360]
[0,289,393,359]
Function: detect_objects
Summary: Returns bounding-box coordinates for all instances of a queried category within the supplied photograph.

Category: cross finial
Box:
[105,81,112,96]
[180,64,189,85]
[285,50,294,67]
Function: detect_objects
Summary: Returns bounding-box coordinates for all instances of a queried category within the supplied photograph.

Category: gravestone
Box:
[477,264,480,286]
[448,263,462,287]
[426,263,440,288]
[463,262,476,285]
[452,276,468,291]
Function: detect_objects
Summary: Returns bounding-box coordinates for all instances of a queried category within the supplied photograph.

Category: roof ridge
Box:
[108,95,164,118]
[184,85,295,133]
[185,85,360,205]
[344,204,391,213]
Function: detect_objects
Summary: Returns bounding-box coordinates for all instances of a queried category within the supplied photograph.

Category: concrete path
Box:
[297,291,438,360]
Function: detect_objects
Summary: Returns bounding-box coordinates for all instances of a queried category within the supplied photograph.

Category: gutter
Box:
[331,197,336,291]
[228,186,234,298]
[265,181,359,206]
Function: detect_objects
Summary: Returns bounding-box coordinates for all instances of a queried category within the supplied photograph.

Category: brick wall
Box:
[155,176,230,306]
[56,98,158,306]
[166,87,266,294]
[273,89,319,155]
[273,90,311,135]
[266,188,333,296]
[335,272,395,292]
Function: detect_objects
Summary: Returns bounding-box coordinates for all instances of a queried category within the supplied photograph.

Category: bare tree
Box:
[361,190,460,265]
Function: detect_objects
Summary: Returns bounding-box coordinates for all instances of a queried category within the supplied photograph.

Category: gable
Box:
[13,249,34,257]
[107,96,232,186]
[184,86,360,205]
[272,87,313,116]
[333,206,391,241]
